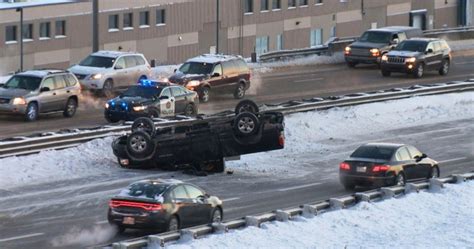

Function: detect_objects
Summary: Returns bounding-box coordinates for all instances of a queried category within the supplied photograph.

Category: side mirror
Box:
[391,38,399,45]
[421,153,427,159]
[426,48,433,54]
[159,95,169,100]
[40,87,50,92]
[212,72,221,78]
[114,65,124,70]
[173,68,177,73]
[0,83,4,87]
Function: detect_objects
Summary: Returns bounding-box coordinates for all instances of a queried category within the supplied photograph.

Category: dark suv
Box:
[381,38,451,78]
[345,26,423,67]
[169,54,251,103]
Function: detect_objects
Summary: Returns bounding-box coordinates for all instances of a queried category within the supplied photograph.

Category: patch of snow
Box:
[151,65,179,80]
[162,181,474,249]
[249,53,345,74]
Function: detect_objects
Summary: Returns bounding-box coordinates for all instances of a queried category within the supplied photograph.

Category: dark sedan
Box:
[104,80,199,122]
[108,179,223,233]
[339,143,440,190]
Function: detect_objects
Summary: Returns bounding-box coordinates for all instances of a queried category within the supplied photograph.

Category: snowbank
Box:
[162,181,474,249]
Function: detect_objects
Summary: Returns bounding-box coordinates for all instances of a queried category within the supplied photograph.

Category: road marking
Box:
[455,61,474,65]
[222,197,240,202]
[293,77,324,83]
[431,133,465,140]
[0,233,44,243]
[278,182,323,192]
[439,157,468,164]
[95,220,109,225]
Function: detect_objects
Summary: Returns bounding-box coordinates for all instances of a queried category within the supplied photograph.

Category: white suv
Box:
[69,51,151,96]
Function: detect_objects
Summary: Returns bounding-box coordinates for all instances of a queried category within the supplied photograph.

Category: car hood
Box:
[350,41,388,49]
[110,96,152,106]
[169,72,208,84]
[68,65,109,75]
[386,50,422,58]
[0,88,34,98]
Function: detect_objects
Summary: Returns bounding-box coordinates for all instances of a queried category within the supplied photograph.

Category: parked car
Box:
[104,80,199,122]
[108,179,223,232]
[344,26,423,67]
[381,38,451,78]
[339,143,439,190]
[0,70,81,121]
[112,100,284,172]
[69,51,151,96]
[168,54,251,103]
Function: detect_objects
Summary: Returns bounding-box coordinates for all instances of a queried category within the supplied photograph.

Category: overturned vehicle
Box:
[112,100,285,172]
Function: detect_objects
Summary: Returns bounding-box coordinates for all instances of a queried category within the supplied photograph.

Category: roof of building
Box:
[0,0,78,10]
[187,54,242,64]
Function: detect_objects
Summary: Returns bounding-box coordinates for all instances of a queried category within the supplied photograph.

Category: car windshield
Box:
[178,62,213,75]
[394,40,427,52]
[3,75,42,90]
[121,86,163,98]
[118,182,168,200]
[79,55,115,68]
[350,146,395,160]
[359,31,391,43]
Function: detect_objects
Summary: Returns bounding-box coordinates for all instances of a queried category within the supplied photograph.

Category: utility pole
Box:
[92,0,99,52]
[216,0,219,54]
[16,7,24,72]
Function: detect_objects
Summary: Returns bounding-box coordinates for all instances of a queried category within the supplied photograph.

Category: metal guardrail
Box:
[95,172,474,248]
[0,79,473,158]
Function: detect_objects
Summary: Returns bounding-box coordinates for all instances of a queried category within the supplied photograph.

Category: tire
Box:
[184,104,196,116]
[210,208,223,223]
[24,102,39,122]
[126,131,155,159]
[429,165,440,179]
[131,117,156,136]
[233,83,246,99]
[167,215,179,232]
[395,173,406,186]
[148,109,160,119]
[116,225,126,234]
[381,70,391,77]
[413,63,424,78]
[347,62,357,68]
[105,116,121,123]
[63,98,78,118]
[208,158,225,173]
[235,99,259,115]
[199,87,210,103]
[233,112,260,137]
[102,79,114,97]
[439,60,450,76]
[343,182,356,191]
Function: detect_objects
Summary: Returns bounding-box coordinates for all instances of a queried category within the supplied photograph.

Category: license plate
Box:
[357,166,367,173]
[123,217,135,225]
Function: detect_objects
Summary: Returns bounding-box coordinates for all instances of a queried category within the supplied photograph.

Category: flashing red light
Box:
[109,200,162,211]
[339,162,350,171]
[278,133,285,147]
[372,165,390,172]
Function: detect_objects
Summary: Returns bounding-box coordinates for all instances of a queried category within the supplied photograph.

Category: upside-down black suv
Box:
[108,179,223,232]
[381,38,452,78]
[112,100,284,172]
[339,143,440,190]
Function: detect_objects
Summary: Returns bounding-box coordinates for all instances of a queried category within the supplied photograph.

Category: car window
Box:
[65,74,78,87]
[160,88,171,98]
[125,56,137,68]
[406,146,422,159]
[350,145,395,160]
[122,86,163,98]
[397,32,407,41]
[440,41,450,50]
[4,75,42,91]
[222,61,235,75]
[42,77,56,90]
[115,57,126,69]
[184,185,204,199]
[118,182,168,200]
[394,40,427,52]
[396,147,411,161]
[54,75,67,89]
[235,60,248,72]
[426,42,435,52]
[359,31,391,43]
[171,86,186,97]
[433,42,442,52]
[212,64,222,76]
[79,55,115,68]
[172,185,189,199]
[135,56,146,66]
[178,62,213,75]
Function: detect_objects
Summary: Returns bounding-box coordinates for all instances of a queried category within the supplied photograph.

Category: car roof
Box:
[91,50,143,58]
[134,179,183,186]
[367,26,420,33]
[362,143,406,149]
[16,69,69,78]
[406,37,443,42]
[187,54,242,64]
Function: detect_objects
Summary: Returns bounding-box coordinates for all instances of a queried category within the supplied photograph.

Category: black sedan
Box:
[108,179,223,232]
[339,143,440,190]
[104,80,199,122]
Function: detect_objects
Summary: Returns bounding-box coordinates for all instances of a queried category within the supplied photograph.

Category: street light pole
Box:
[16,7,24,72]
[92,0,99,52]
[216,0,219,54]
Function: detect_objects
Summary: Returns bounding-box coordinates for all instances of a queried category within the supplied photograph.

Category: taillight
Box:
[109,200,162,211]
[340,162,350,171]
[372,165,390,172]
[278,133,285,147]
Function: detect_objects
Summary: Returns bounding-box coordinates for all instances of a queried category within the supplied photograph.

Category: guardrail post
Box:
[180,229,197,241]
[453,174,467,183]
[148,236,165,248]
[302,204,317,218]
[429,178,444,191]
[275,210,290,222]
[245,216,261,227]
[211,222,228,234]
[404,183,419,194]
[381,187,395,198]
[355,193,371,202]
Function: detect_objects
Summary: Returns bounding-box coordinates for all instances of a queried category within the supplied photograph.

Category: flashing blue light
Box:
[139,79,157,87]
[110,101,116,106]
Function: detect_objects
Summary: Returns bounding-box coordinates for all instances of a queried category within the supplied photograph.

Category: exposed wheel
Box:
[126,131,155,159]
[148,109,160,119]
[211,208,223,223]
[103,79,114,97]
[347,62,357,68]
[439,60,450,75]
[413,63,424,78]
[24,102,39,122]
[233,83,246,99]
[235,99,259,115]
[115,225,126,234]
[184,104,196,116]
[234,112,260,137]
[199,87,210,103]
[343,182,356,191]
[381,70,391,77]
[429,165,440,179]
[395,173,406,186]
[167,215,179,232]
[131,117,156,136]
[63,98,78,118]
[208,158,225,173]
[105,115,121,123]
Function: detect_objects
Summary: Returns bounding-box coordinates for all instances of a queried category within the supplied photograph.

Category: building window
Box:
[330,26,336,37]
[276,34,283,50]
[5,25,17,43]
[244,0,253,13]
[108,14,119,31]
[140,11,150,27]
[299,0,308,6]
[40,22,51,39]
[256,36,269,55]
[272,0,281,10]
[55,20,66,37]
[22,24,33,40]
[288,0,296,8]
[123,13,133,29]
[156,9,166,25]
[310,28,323,47]
[261,0,269,11]
[315,0,323,4]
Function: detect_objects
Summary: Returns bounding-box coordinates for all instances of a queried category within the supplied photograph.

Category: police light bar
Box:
[139,79,171,87]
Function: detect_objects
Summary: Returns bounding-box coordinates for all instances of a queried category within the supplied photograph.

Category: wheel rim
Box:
[130,135,147,152]
[135,122,153,134]
[237,85,245,98]
[443,62,449,74]
[417,65,424,77]
[212,210,222,223]
[149,111,159,119]
[238,117,255,134]
[168,218,178,231]
[238,104,255,114]
[67,101,76,115]
[202,89,209,102]
[397,174,405,186]
[28,105,37,120]
[104,81,113,96]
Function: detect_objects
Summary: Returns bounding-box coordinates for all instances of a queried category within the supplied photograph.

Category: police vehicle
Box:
[104,80,199,122]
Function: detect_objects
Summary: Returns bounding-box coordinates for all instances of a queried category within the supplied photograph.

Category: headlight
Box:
[344,46,351,54]
[370,48,380,56]
[187,80,201,87]
[105,103,110,109]
[381,55,388,61]
[91,73,102,80]
[405,57,416,63]
[12,97,26,105]
[133,105,147,112]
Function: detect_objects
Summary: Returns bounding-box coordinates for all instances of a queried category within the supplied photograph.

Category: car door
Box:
[424,42,439,70]
[432,41,444,69]
[397,147,417,180]
[220,61,237,91]
[159,87,175,117]
[38,76,58,112]
[135,55,150,79]
[125,56,140,84]
[183,184,212,226]
[52,75,69,111]
[112,56,128,87]
[407,145,431,178]
[169,185,193,228]
[207,63,223,89]
[171,86,187,113]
